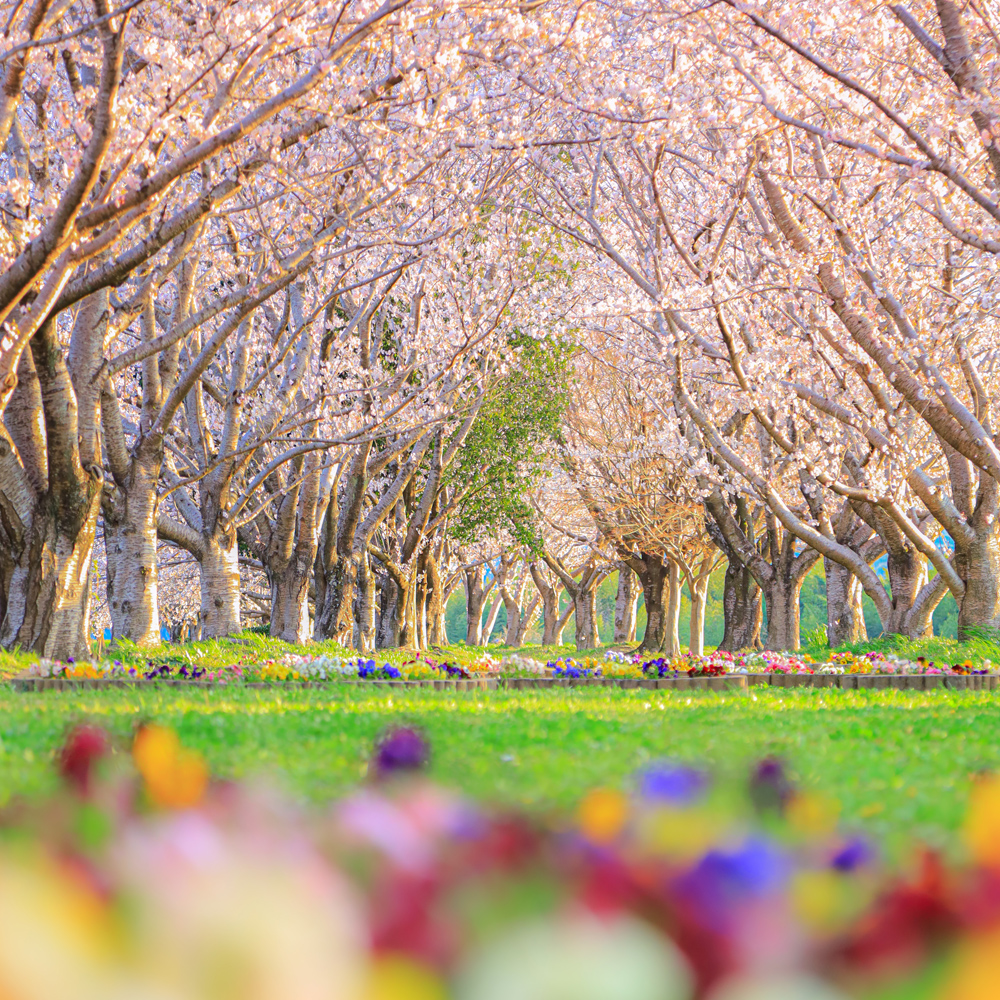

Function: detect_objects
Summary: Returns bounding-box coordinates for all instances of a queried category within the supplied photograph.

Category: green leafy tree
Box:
[447,334,571,550]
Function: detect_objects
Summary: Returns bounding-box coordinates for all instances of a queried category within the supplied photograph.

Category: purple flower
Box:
[831,838,873,873]
[749,756,794,815]
[373,727,430,778]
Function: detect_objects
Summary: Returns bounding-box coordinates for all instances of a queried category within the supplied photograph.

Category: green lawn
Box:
[1,683,998,860]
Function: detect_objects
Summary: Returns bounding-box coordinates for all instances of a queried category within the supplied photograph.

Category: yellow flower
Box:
[578,788,629,844]
[965,774,1000,871]
[132,725,209,810]
[786,793,840,837]
[636,806,715,862]
[0,850,122,999]
[790,870,844,931]
[365,955,447,1000]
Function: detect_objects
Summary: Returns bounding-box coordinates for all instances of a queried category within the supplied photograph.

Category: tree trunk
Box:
[956,524,1000,639]
[482,592,503,646]
[688,572,709,656]
[573,581,599,650]
[763,570,805,651]
[664,560,681,656]
[635,557,668,654]
[464,566,490,645]
[531,563,561,645]
[355,553,377,652]
[414,560,428,651]
[718,558,762,652]
[104,459,161,647]
[824,558,867,647]
[397,573,417,649]
[0,488,101,661]
[885,549,934,638]
[315,556,359,644]
[504,593,522,646]
[269,565,311,644]
[0,312,105,662]
[502,571,530,647]
[377,576,401,648]
[198,529,241,639]
[425,554,444,646]
[553,601,573,646]
[613,564,638,643]
[512,596,539,646]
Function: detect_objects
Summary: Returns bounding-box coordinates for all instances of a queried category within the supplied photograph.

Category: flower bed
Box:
[5,722,1000,999]
[10,647,998,691]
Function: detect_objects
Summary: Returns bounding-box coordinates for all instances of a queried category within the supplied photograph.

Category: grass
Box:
[1,682,999,860]
[3,630,999,859]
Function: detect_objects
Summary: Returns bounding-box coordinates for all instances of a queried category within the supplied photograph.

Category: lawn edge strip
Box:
[8,674,998,692]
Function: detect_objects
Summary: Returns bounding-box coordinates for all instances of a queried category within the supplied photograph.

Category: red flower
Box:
[57,725,110,796]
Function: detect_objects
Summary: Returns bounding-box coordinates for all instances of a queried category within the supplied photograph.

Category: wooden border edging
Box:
[6,674,997,693]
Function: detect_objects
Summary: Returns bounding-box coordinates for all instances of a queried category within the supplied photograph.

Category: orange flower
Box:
[132,725,208,810]
[578,788,629,844]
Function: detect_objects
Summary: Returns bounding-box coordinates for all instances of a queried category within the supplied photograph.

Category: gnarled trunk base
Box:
[1,486,101,661]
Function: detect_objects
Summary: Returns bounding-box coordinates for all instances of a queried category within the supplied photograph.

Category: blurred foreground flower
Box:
[3,724,1000,999]
[57,724,110,796]
[373,727,430,780]
[133,724,208,809]
[454,913,692,1000]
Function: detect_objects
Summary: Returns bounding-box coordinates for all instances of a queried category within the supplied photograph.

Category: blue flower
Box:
[639,763,708,805]
[676,837,790,929]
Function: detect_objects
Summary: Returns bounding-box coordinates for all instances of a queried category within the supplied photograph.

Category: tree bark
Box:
[104,458,161,646]
[573,577,599,650]
[396,570,417,649]
[511,596,539,646]
[717,557,762,651]
[377,575,400,648]
[463,564,493,645]
[688,570,709,656]
[824,558,867,647]
[632,556,667,654]
[0,316,103,661]
[664,560,681,656]
[541,553,603,652]
[424,552,444,646]
[482,591,504,645]
[269,565,311,644]
[553,602,573,646]
[956,522,1000,639]
[531,562,561,645]
[199,529,241,639]
[501,565,531,646]
[355,552,377,651]
[613,564,639,643]
[0,487,101,660]
[763,569,807,651]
